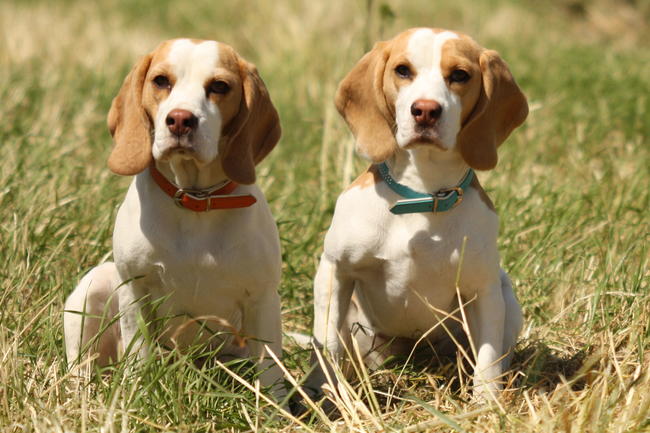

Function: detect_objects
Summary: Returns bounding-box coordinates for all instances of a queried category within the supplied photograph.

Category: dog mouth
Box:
[404,128,446,150]
[158,138,200,161]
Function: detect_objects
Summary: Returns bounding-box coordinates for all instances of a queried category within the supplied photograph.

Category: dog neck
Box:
[384,146,470,194]
[154,156,229,190]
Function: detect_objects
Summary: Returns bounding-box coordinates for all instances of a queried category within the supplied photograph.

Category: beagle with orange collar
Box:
[307,28,528,399]
[64,39,285,399]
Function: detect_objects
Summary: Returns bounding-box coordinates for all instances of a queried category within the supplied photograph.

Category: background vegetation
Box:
[0,0,648,431]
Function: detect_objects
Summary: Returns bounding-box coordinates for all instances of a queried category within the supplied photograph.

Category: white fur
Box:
[307,30,523,400]
[64,39,285,400]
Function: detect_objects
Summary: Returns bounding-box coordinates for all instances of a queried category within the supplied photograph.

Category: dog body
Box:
[64,39,285,397]
[112,170,281,357]
[308,28,528,398]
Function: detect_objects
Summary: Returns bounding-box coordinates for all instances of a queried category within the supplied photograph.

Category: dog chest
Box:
[112,179,282,326]
[327,187,502,337]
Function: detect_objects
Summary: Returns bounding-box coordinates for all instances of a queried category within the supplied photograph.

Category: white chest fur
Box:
[112,173,281,345]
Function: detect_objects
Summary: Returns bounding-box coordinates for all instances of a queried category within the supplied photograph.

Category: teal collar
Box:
[377,162,474,214]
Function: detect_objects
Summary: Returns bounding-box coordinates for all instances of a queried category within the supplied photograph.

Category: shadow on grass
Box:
[325,335,590,414]
[512,340,589,392]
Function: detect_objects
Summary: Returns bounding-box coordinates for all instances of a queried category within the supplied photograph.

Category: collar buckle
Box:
[432,186,464,212]
[174,188,210,210]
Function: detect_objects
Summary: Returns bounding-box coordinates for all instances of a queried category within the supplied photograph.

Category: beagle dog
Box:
[307,28,528,399]
[64,39,285,398]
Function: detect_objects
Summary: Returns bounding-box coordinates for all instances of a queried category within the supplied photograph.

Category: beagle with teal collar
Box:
[307,28,528,399]
[64,39,285,400]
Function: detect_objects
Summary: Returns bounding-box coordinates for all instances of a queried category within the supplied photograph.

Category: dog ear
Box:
[107,53,154,175]
[220,58,281,185]
[457,50,528,170]
[335,41,397,163]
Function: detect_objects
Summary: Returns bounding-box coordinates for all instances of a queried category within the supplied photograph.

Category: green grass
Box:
[1,0,649,431]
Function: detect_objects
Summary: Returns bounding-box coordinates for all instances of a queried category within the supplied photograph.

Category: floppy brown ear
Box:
[335,41,397,163]
[220,59,281,185]
[107,53,153,175]
[457,50,528,170]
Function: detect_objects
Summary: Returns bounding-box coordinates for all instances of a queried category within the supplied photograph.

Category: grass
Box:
[1,0,649,431]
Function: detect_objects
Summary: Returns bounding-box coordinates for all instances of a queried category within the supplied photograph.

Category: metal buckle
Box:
[173,189,186,208]
[431,186,464,212]
[174,188,209,209]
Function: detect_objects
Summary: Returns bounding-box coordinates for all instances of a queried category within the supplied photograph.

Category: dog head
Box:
[107,39,280,184]
[336,28,528,170]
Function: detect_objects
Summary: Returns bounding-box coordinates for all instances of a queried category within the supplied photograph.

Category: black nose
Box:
[410,99,443,126]
[166,109,198,136]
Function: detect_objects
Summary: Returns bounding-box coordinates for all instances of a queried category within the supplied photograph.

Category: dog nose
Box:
[410,100,443,126]
[166,109,198,136]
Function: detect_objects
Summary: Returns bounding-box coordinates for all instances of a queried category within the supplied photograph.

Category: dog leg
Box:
[242,289,286,403]
[64,262,121,370]
[117,280,151,362]
[305,254,354,400]
[467,278,505,399]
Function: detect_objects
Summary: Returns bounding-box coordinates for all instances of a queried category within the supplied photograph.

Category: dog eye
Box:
[152,75,171,89]
[395,64,412,79]
[449,69,470,83]
[207,80,231,95]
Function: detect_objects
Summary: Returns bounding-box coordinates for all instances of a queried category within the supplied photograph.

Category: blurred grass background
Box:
[0,0,648,431]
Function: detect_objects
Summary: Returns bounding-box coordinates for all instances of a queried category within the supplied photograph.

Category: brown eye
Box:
[153,75,171,89]
[207,80,230,95]
[449,69,470,83]
[395,64,412,79]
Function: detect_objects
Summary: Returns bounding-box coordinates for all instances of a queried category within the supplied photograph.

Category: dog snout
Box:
[410,99,442,127]
[166,109,198,136]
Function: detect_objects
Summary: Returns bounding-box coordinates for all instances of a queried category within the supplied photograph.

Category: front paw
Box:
[472,376,502,403]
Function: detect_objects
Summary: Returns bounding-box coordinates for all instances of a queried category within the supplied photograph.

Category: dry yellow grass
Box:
[0,0,648,431]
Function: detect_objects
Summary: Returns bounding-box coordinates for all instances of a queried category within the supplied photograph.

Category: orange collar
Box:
[149,164,257,212]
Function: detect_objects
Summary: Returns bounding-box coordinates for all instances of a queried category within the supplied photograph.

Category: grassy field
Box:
[1,0,649,431]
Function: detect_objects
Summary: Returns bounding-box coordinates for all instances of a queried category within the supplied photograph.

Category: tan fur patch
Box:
[149,39,174,65]
[455,48,528,171]
[345,165,381,191]
[440,36,483,124]
[215,43,246,129]
[219,45,281,184]
[470,175,496,212]
[381,28,419,113]
[335,29,421,163]
[141,41,174,123]
[107,52,154,175]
